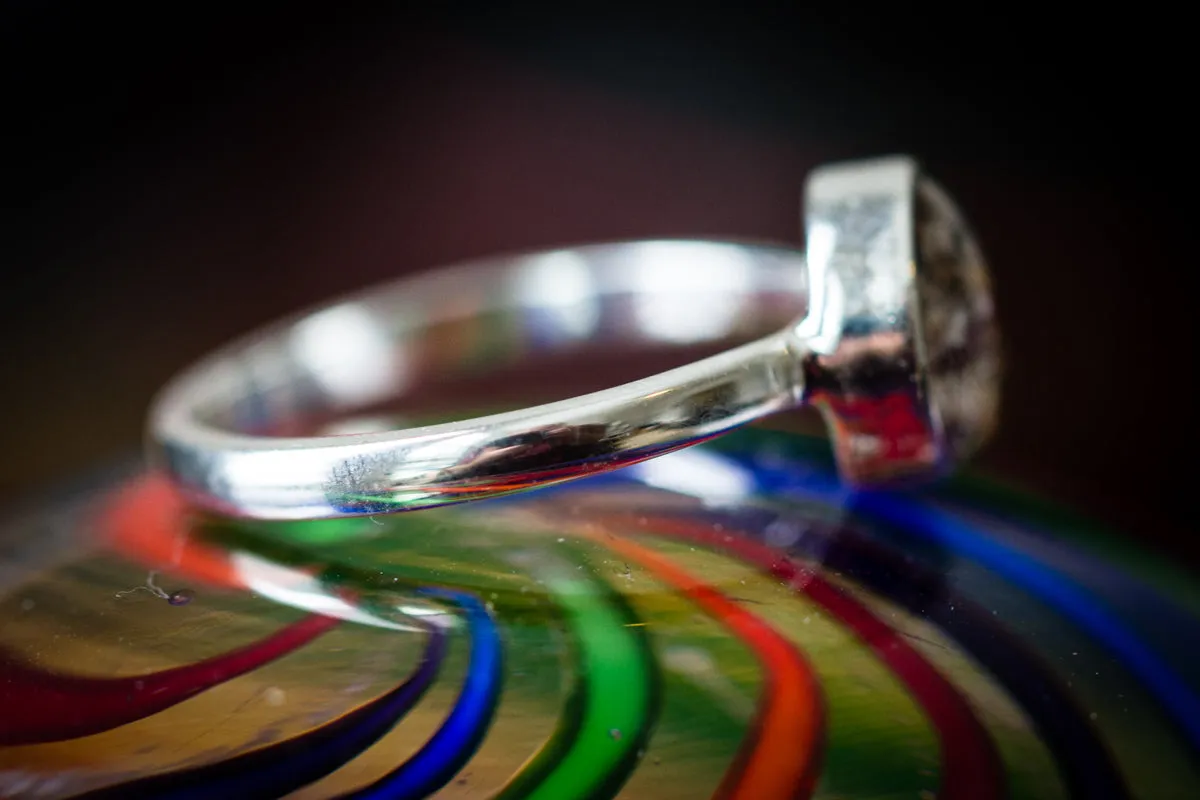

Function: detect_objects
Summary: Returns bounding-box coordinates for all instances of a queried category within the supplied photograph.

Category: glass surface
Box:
[1,428,1196,799]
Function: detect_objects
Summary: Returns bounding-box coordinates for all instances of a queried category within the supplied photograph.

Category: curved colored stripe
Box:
[569,499,1125,800]
[596,533,825,800]
[712,426,1200,616]
[95,476,501,797]
[742,505,1128,800]
[499,553,659,800]
[606,436,1197,639]
[339,589,503,799]
[923,498,1200,678]
[0,613,338,745]
[106,477,411,633]
[101,476,244,590]
[607,513,1003,800]
[845,485,1200,751]
[490,649,586,800]
[945,474,1200,618]
[701,439,1200,746]
[510,438,1200,682]
[73,625,447,800]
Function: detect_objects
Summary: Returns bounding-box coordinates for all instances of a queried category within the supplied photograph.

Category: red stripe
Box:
[0,613,338,745]
[604,513,1004,800]
[0,477,340,746]
[595,532,825,800]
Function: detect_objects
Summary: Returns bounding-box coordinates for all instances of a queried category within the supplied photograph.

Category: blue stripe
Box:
[341,589,503,799]
[719,453,1200,753]
[845,485,1200,752]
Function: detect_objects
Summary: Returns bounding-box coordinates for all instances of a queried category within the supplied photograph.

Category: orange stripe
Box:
[100,475,243,588]
[600,511,1004,800]
[590,532,824,800]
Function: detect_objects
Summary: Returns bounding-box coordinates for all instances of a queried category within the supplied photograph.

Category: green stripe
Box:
[510,547,659,800]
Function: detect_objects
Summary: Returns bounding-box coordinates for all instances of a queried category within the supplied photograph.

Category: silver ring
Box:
[149,155,1000,520]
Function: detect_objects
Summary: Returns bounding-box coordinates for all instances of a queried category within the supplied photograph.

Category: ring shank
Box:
[151,240,810,519]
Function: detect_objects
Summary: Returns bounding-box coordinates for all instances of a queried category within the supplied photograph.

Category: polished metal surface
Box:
[150,156,999,520]
[797,158,1000,484]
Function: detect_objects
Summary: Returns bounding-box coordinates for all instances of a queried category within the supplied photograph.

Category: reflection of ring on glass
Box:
[149,156,1000,520]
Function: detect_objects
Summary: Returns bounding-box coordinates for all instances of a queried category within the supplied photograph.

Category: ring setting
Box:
[150,155,1000,520]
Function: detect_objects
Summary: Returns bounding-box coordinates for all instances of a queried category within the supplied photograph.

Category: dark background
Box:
[2,8,1191,560]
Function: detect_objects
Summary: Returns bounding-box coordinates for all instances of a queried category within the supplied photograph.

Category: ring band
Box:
[150,156,1000,520]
